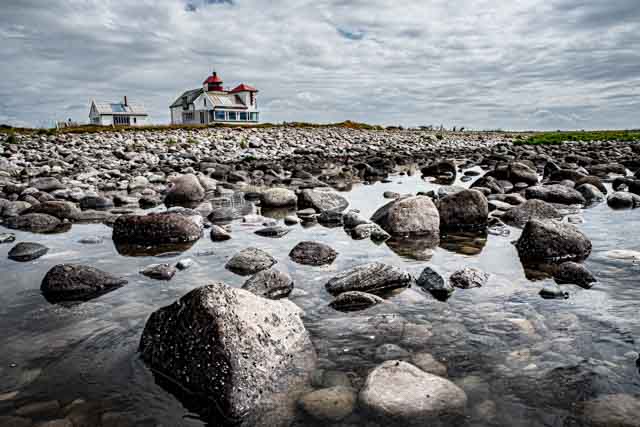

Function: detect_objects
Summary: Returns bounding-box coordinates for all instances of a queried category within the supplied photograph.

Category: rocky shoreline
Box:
[1,127,640,426]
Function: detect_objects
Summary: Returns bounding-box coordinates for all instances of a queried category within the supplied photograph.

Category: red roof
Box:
[230,84,258,93]
[203,74,223,85]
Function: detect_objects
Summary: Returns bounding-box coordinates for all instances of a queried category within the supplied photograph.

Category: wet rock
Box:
[375,343,410,361]
[284,215,299,225]
[15,399,61,417]
[329,291,384,312]
[112,213,202,245]
[411,353,448,377]
[351,223,391,241]
[36,420,73,427]
[449,267,489,289]
[325,262,414,296]
[30,177,64,192]
[79,195,114,210]
[342,210,369,228]
[579,394,640,427]
[297,386,356,422]
[371,196,440,237]
[140,263,177,281]
[318,209,343,225]
[261,188,297,207]
[421,161,456,181]
[438,189,488,231]
[607,191,640,209]
[254,225,291,238]
[0,416,31,427]
[164,173,205,206]
[176,258,195,270]
[242,268,294,299]
[24,200,80,220]
[289,241,338,266]
[210,224,232,241]
[299,189,348,213]
[416,267,453,300]
[0,232,16,243]
[525,184,586,205]
[5,213,63,233]
[436,185,465,199]
[78,236,104,244]
[41,264,128,302]
[8,242,48,262]
[383,191,401,199]
[359,361,467,423]
[516,219,592,263]
[506,162,538,185]
[139,194,162,208]
[605,249,640,261]
[539,281,569,299]
[471,175,504,194]
[576,184,605,204]
[139,282,315,424]
[553,261,597,289]
[226,247,277,275]
[501,199,562,227]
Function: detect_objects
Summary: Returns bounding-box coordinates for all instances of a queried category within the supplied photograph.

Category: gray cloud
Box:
[0,0,638,130]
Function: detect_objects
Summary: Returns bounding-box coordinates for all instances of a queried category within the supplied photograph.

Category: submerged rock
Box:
[553,261,597,289]
[297,386,356,422]
[242,268,294,299]
[371,196,440,237]
[226,247,277,276]
[41,264,127,302]
[139,283,315,424]
[501,199,562,227]
[359,361,467,423]
[325,262,414,296]
[254,225,291,238]
[8,242,48,262]
[516,219,592,263]
[449,268,489,289]
[112,213,202,245]
[578,393,640,427]
[329,291,384,312]
[289,241,338,266]
[438,189,488,231]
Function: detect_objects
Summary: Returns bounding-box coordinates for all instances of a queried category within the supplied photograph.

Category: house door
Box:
[200,111,206,124]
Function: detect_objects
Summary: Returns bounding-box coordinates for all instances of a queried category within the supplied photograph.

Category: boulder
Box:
[139,283,315,424]
[79,196,114,210]
[289,241,338,266]
[507,162,538,185]
[255,225,291,238]
[515,219,592,263]
[449,268,489,289]
[350,223,391,241]
[553,261,597,289]
[329,291,384,312]
[24,201,80,220]
[343,210,371,228]
[524,184,585,205]
[298,189,348,213]
[41,264,127,302]
[261,188,297,207]
[226,247,277,276]
[8,242,48,262]
[371,196,440,237]
[242,268,293,299]
[5,213,64,233]
[501,200,561,227]
[210,224,232,241]
[575,184,604,204]
[30,177,64,192]
[325,262,414,296]
[297,386,356,422]
[607,192,640,209]
[578,394,640,427]
[359,361,467,423]
[112,213,202,245]
[164,173,205,207]
[438,189,488,231]
[421,161,456,181]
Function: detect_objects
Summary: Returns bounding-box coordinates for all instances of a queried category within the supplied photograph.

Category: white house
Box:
[170,71,259,125]
[89,97,149,126]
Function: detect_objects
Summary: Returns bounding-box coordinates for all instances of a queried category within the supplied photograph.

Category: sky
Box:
[0,0,638,130]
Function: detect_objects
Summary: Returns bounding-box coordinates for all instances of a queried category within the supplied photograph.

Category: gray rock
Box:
[351,223,391,241]
[139,283,315,424]
[164,173,205,206]
[140,263,177,280]
[501,199,562,227]
[539,281,569,299]
[507,162,538,185]
[8,242,48,262]
[325,262,414,296]
[176,258,195,270]
[553,261,596,289]
[226,247,277,275]
[607,191,640,209]
[242,268,294,299]
[30,177,64,192]
[255,225,291,238]
[342,210,369,228]
[575,183,604,204]
[284,215,299,225]
[210,224,232,241]
[375,343,410,361]
[438,189,488,231]
[79,195,114,210]
[416,267,453,299]
[525,184,586,205]
[299,189,348,213]
[112,213,202,245]
[289,241,338,266]
[578,393,640,427]
[24,200,80,220]
[298,386,356,422]
[0,232,17,243]
[0,416,32,427]
[449,267,489,289]
[371,196,440,237]
[411,353,448,377]
[359,360,467,422]
[329,291,384,312]
[5,213,63,233]
[41,264,128,302]
[261,188,297,207]
[516,219,592,263]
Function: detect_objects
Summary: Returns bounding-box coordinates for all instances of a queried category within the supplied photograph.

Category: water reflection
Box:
[114,240,197,257]
[385,235,439,261]
[440,230,488,256]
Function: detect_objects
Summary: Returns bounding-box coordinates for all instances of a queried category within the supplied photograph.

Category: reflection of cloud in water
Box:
[386,235,439,261]
[440,231,487,256]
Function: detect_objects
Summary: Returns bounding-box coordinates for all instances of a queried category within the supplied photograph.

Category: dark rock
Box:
[318,210,343,225]
[471,175,504,194]
[438,189,488,231]
[328,291,384,312]
[24,200,80,220]
[5,213,64,233]
[575,176,607,194]
[226,247,277,275]
[242,268,294,299]
[350,223,391,241]
[140,263,177,281]
[607,191,640,209]
[41,264,127,302]
[548,169,587,182]
[515,219,592,263]
[540,281,569,299]
[342,210,369,228]
[575,184,605,204]
[30,177,64,192]
[416,267,453,300]
[210,224,232,241]
[298,189,348,213]
[79,195,114,210]
[553,261,597,289]
[297,386,356,422]
[421,161,457,181]
[289,241,338,266]
[449,267,489,289]
[8,242,48,262]
[325,262,414,296]
[506,162,538,185]
[525,184,586,205]
[112,213,202,245]
[501,199,562,227]
[254,225,291,238]
[371,196,440,237]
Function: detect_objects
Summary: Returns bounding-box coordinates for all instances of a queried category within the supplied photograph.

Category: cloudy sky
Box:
[0,0,638,130]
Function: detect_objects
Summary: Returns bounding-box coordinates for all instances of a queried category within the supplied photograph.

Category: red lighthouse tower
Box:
[203,71,224,92]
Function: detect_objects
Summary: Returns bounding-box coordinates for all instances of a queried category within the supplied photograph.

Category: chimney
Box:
[124,96,128,106]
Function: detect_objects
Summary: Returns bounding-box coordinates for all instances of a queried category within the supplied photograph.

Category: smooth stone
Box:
[284,215,299,225]
[553,261,596,289]
[261,187,297,207]
[329,291,384,312]
[78,236,104,244]
[226,247,277,276]
[540,281,569,299]
[112,213,202,245]
[515,219,592,263]
[210,224,232,241]
[242,268,294,299]
[8,242,48,262]
[375,343,410,361]
[438,189,489,231]
[164,173,205,206]
[41,264,128,302]
[176,258,195,270]
[297,386,356,422]
[299,189,349,213]
[289,241,338,266]
[0,233,17,243]
[254,225,291,238]
[371,196,440,237]
[350,223,391,241]
[325,262,414,296]
[411,353,448,377]
[140,263,177,280]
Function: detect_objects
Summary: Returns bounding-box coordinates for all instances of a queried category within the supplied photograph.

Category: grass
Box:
[516,130,640,145]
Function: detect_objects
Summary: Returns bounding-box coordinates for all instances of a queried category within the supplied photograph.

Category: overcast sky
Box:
[1,0,638,130]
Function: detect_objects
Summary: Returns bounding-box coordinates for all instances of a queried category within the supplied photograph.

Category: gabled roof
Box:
[229,84,258,93]
[170,88,204,108]
[205,92,247,109]
[92,100,147,116]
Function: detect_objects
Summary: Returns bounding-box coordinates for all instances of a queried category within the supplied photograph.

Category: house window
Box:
[204,98,207,107]
[228,111,237,121]
[239,112,248,121]
[133,117,137,124]
[183,112,194,122]
[215,110,225,121]
[200,111,206,124]
[250,112,259,122]
[209,110,215,122]
[114,115,131,125]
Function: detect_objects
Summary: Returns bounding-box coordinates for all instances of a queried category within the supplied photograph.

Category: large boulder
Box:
[139,283,316,425]
[371,196,440,237]
[261,188,297,207]
[226,247,277,276]
[112,213,202,245]
[553,261,597,289]
[298,189,348,213]
[325,262,414,296]
[41,264,127,302]
[501,199,561,227]
[164,174,205,207]
[524,184,586,205]
[575,184,605,204]
[24,201,80,220]
[438,189,488,231]
[359,361,467,424]
[515,219,592,263]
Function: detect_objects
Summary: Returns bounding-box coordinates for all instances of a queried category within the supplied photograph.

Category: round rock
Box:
[8,242,49,262]
[289,241,338,266]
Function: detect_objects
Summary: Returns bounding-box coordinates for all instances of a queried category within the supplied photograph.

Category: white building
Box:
[89,97,149,126]
[170,71,259,125]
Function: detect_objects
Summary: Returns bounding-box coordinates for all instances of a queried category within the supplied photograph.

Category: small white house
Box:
[89,97,148,126]
[170,71,259,125]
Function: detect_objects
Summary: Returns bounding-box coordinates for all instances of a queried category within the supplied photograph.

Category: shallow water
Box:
[1,171,639,426]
